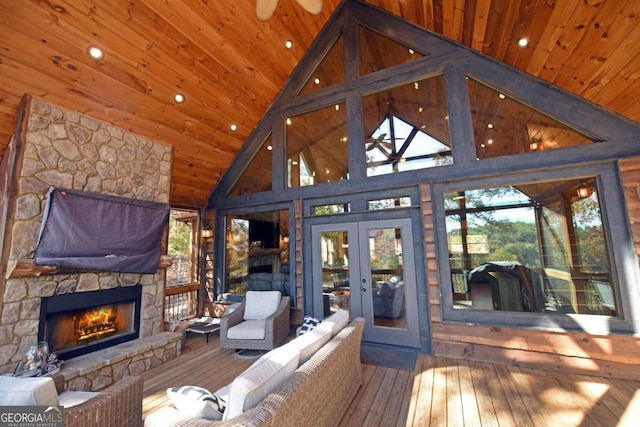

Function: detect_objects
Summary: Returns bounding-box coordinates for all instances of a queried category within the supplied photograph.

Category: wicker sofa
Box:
[0,374,142,427]
[144,316,365,427]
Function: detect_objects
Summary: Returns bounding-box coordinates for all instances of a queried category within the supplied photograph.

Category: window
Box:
[224,209,290,297]
[362,75,452,177]
[287,103,348,187]
[466,77,598,159]
[166,209,199,287]
[444,176,618,317]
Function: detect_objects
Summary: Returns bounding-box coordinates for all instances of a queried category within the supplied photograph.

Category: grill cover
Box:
[34,187,169,273]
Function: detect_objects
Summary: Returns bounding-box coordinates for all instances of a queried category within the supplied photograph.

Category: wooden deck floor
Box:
[142,333,640,426]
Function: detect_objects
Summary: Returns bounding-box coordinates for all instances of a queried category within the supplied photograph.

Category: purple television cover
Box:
[34,187,169,274]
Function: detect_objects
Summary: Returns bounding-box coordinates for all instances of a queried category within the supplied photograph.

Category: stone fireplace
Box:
[0,95,181,389]
[39,286,142,360]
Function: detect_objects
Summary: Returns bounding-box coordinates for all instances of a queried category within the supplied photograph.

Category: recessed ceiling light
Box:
[480,143,486,148]
[87,45,104,61]
[335,104,340,110]
[266,145,273,151]
[487,139,493,145]
[314,78,320,85]
[408,48,414,55]
[414,82,419,90]
[286,118,292,125]
[418,107,424,113]
[487,123,493,129]
[517,38,529,48]
[230,124,237,131]
[285,40,293,49]
[499,93,506,99]
[174,93,185,104]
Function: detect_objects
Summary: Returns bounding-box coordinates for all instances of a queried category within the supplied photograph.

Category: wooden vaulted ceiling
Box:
[1,0,640,207]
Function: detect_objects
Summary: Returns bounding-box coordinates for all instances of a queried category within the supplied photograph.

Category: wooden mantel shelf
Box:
[5,255,173,279]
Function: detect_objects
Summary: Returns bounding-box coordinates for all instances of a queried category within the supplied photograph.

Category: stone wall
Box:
[0,96,174,375]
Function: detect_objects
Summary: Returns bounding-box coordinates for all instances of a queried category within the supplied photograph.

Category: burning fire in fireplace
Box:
[39,286,142,360]
[76,306,119,342]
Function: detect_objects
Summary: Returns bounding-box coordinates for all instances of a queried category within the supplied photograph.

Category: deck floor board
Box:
[142,335,640,426]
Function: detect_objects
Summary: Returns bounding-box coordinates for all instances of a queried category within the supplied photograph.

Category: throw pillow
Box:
[167,385,226,420]
[243,290,281,320]
[298,315,322,336]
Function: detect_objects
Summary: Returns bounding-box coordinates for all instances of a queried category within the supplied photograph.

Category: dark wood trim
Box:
[444,61,476,163]
[465,55,640,141]
[0,93,31,321]
[6,256,174,279]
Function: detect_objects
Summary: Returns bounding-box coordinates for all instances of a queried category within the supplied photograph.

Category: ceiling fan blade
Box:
[256,0,278,21]
[296,0,323,15]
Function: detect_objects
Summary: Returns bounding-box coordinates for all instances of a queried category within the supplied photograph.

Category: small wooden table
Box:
[185,317,220,343]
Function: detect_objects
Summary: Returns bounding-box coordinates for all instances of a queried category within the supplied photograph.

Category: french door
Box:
[311,218,420,347]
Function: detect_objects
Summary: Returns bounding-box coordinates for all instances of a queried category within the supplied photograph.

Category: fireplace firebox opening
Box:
[38,286,142,360]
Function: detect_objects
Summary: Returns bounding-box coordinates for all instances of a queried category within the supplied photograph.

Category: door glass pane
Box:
[320,231,350,313]
[369,227,407,328]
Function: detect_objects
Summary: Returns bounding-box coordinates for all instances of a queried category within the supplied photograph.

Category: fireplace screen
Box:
[39,286,141,360]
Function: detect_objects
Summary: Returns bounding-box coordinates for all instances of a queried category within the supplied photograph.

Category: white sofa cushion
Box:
[227,319,267,340]
[243,291,281,320]
[316,309,350,336]
[0,376,59,406]
[58,391,98,408]
[284,326,332,364]
[222,346,300,420]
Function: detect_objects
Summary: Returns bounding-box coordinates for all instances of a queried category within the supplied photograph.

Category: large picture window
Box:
[444,176,618,317]
[224,209,290,297]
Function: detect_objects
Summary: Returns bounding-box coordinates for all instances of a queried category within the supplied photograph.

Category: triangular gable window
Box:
[228,134,273,196]
[467,77,600,159]
[363,74,451,177]
[360,26,424,76]
[298,35,345,96]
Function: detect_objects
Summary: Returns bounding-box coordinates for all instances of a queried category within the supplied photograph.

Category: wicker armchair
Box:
[62,375,143,427]
[220,294,291,351]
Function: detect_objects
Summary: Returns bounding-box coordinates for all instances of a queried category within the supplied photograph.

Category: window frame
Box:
[166,208,201,288]
[216,202,295,303]
[432,162,640,335]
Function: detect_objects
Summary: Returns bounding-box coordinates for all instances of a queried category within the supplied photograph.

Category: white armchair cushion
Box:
[222,346,300,420]
[0,376,60,406]
[226,320,267,340]
[243,291,281,320]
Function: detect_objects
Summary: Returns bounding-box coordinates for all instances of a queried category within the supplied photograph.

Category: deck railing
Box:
[164,283,199,322]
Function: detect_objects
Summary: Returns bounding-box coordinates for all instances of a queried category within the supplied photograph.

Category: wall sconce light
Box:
[202,222,213,239]
[530,137,541,151]
[576,184,593,199]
